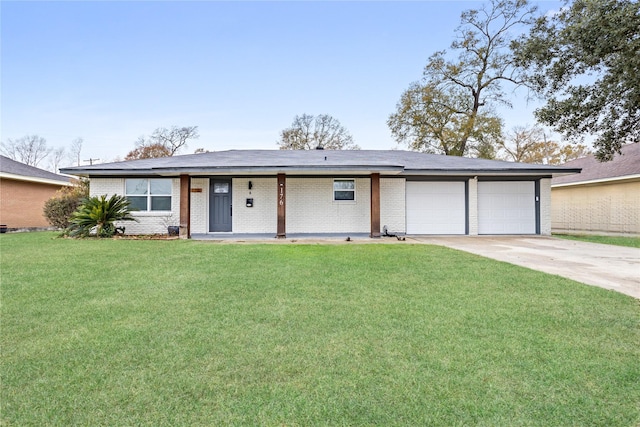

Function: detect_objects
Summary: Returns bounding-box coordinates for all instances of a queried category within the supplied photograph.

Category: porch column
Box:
[277,173,286,238]
[179,174,191,239]
[370,173,381,238]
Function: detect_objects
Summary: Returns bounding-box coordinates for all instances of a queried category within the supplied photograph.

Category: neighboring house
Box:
[551,143,640,236]
[0,155,74,230]
[60,150,580,238]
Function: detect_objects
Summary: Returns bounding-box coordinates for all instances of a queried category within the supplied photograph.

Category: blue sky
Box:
[2,1,561,165]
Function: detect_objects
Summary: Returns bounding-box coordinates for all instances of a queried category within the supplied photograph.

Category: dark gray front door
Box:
[210,179,232,232]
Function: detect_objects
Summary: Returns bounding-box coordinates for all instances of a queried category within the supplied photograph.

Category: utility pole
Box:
[83,158,100,165]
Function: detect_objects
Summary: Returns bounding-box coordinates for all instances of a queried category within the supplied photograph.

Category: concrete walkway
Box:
[412,236,640,299]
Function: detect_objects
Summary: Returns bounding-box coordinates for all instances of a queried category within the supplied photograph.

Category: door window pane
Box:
[214,182,229,193]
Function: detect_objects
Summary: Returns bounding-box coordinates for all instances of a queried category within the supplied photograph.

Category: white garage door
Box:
[478,181,536,234]
[406,181,466,234]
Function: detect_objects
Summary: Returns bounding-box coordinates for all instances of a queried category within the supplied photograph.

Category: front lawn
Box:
[1,232,639,426]
[554,233,640,248]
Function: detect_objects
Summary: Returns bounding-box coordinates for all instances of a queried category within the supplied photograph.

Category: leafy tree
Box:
[388,82,502,157]
[512,0,640,161]
[67,194,137,238]
[126,126,199,159]
[43,179,90,230]
[553,142,592,164]
[497,125,591,164]
[125,143,172,160]
[389,0,536,157]
[278,114,359,150]
[0,135,51,167]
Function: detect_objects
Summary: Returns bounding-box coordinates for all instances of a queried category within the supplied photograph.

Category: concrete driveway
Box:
[410,236,640,299]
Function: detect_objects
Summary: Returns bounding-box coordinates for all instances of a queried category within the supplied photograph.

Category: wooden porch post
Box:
[179,174,191,239]
[277,173,286,238]
[370,173,381,238]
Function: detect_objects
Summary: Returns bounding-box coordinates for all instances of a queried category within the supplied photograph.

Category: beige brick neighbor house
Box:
[551,143,640,236]
[0,155,73,230]
[61,150,580,238]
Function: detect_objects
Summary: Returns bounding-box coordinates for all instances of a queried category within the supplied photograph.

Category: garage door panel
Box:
[478,181,535,234]
[406,181,466,234]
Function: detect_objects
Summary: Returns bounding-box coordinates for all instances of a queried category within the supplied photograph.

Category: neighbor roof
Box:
[0,155,73,185]
[60,150,581,178]
[552,143,640,186]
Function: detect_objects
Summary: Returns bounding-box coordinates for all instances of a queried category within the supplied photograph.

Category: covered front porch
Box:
[179,173,386,239]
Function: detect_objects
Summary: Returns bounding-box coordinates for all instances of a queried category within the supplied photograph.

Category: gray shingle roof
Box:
[552,143,640,185]
[60,150,580,177]
[0,155,72,183]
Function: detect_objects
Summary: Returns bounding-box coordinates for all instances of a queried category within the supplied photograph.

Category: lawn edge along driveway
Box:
[413,235,640,299]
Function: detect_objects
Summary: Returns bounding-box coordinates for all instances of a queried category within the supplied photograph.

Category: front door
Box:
[209,179,232,232]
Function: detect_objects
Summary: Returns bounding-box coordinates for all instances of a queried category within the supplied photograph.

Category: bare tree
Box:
[69,137,83,166]
[278,114,359,150]
[497,125,544,163]
[498,125,591,164]
[49,147,67,173]
[0,135,52,167]
[150,126,199,155]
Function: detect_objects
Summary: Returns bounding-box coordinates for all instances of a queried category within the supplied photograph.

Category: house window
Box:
[334,179,355,201]
[125,178,172,211]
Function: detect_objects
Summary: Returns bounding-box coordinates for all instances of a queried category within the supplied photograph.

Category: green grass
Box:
[1,232,639,426]
[554,233,640,248]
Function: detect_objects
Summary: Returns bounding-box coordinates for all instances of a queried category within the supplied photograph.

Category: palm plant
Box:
[68,194,137,238]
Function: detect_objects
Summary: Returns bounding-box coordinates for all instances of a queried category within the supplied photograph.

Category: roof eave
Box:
[60,165,406,177]
[552,173,640,187]
[402,168,582,177]
[0,172,74,186]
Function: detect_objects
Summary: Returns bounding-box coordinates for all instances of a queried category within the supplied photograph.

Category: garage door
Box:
[406,181,466,234]
[478,181,536,234]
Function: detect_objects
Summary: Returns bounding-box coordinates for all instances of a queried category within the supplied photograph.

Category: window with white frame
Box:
[125,178,172,211]
[333,179,355,201]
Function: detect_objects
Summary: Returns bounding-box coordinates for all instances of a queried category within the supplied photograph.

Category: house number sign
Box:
[279,183,285,206]
[276,174,286,238]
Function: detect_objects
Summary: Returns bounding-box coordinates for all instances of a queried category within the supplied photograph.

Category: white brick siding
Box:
[539,178,551,235]
[286,177,370,233]
[468,177,478,235]
[89,177,180,235]
[380,178,405,233]
[232,177,277,234]
[89,178,123,198]
[190,178,208,234]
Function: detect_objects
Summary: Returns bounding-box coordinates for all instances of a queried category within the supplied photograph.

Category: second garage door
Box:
[478,181,536,234]
[406,181,466,234]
